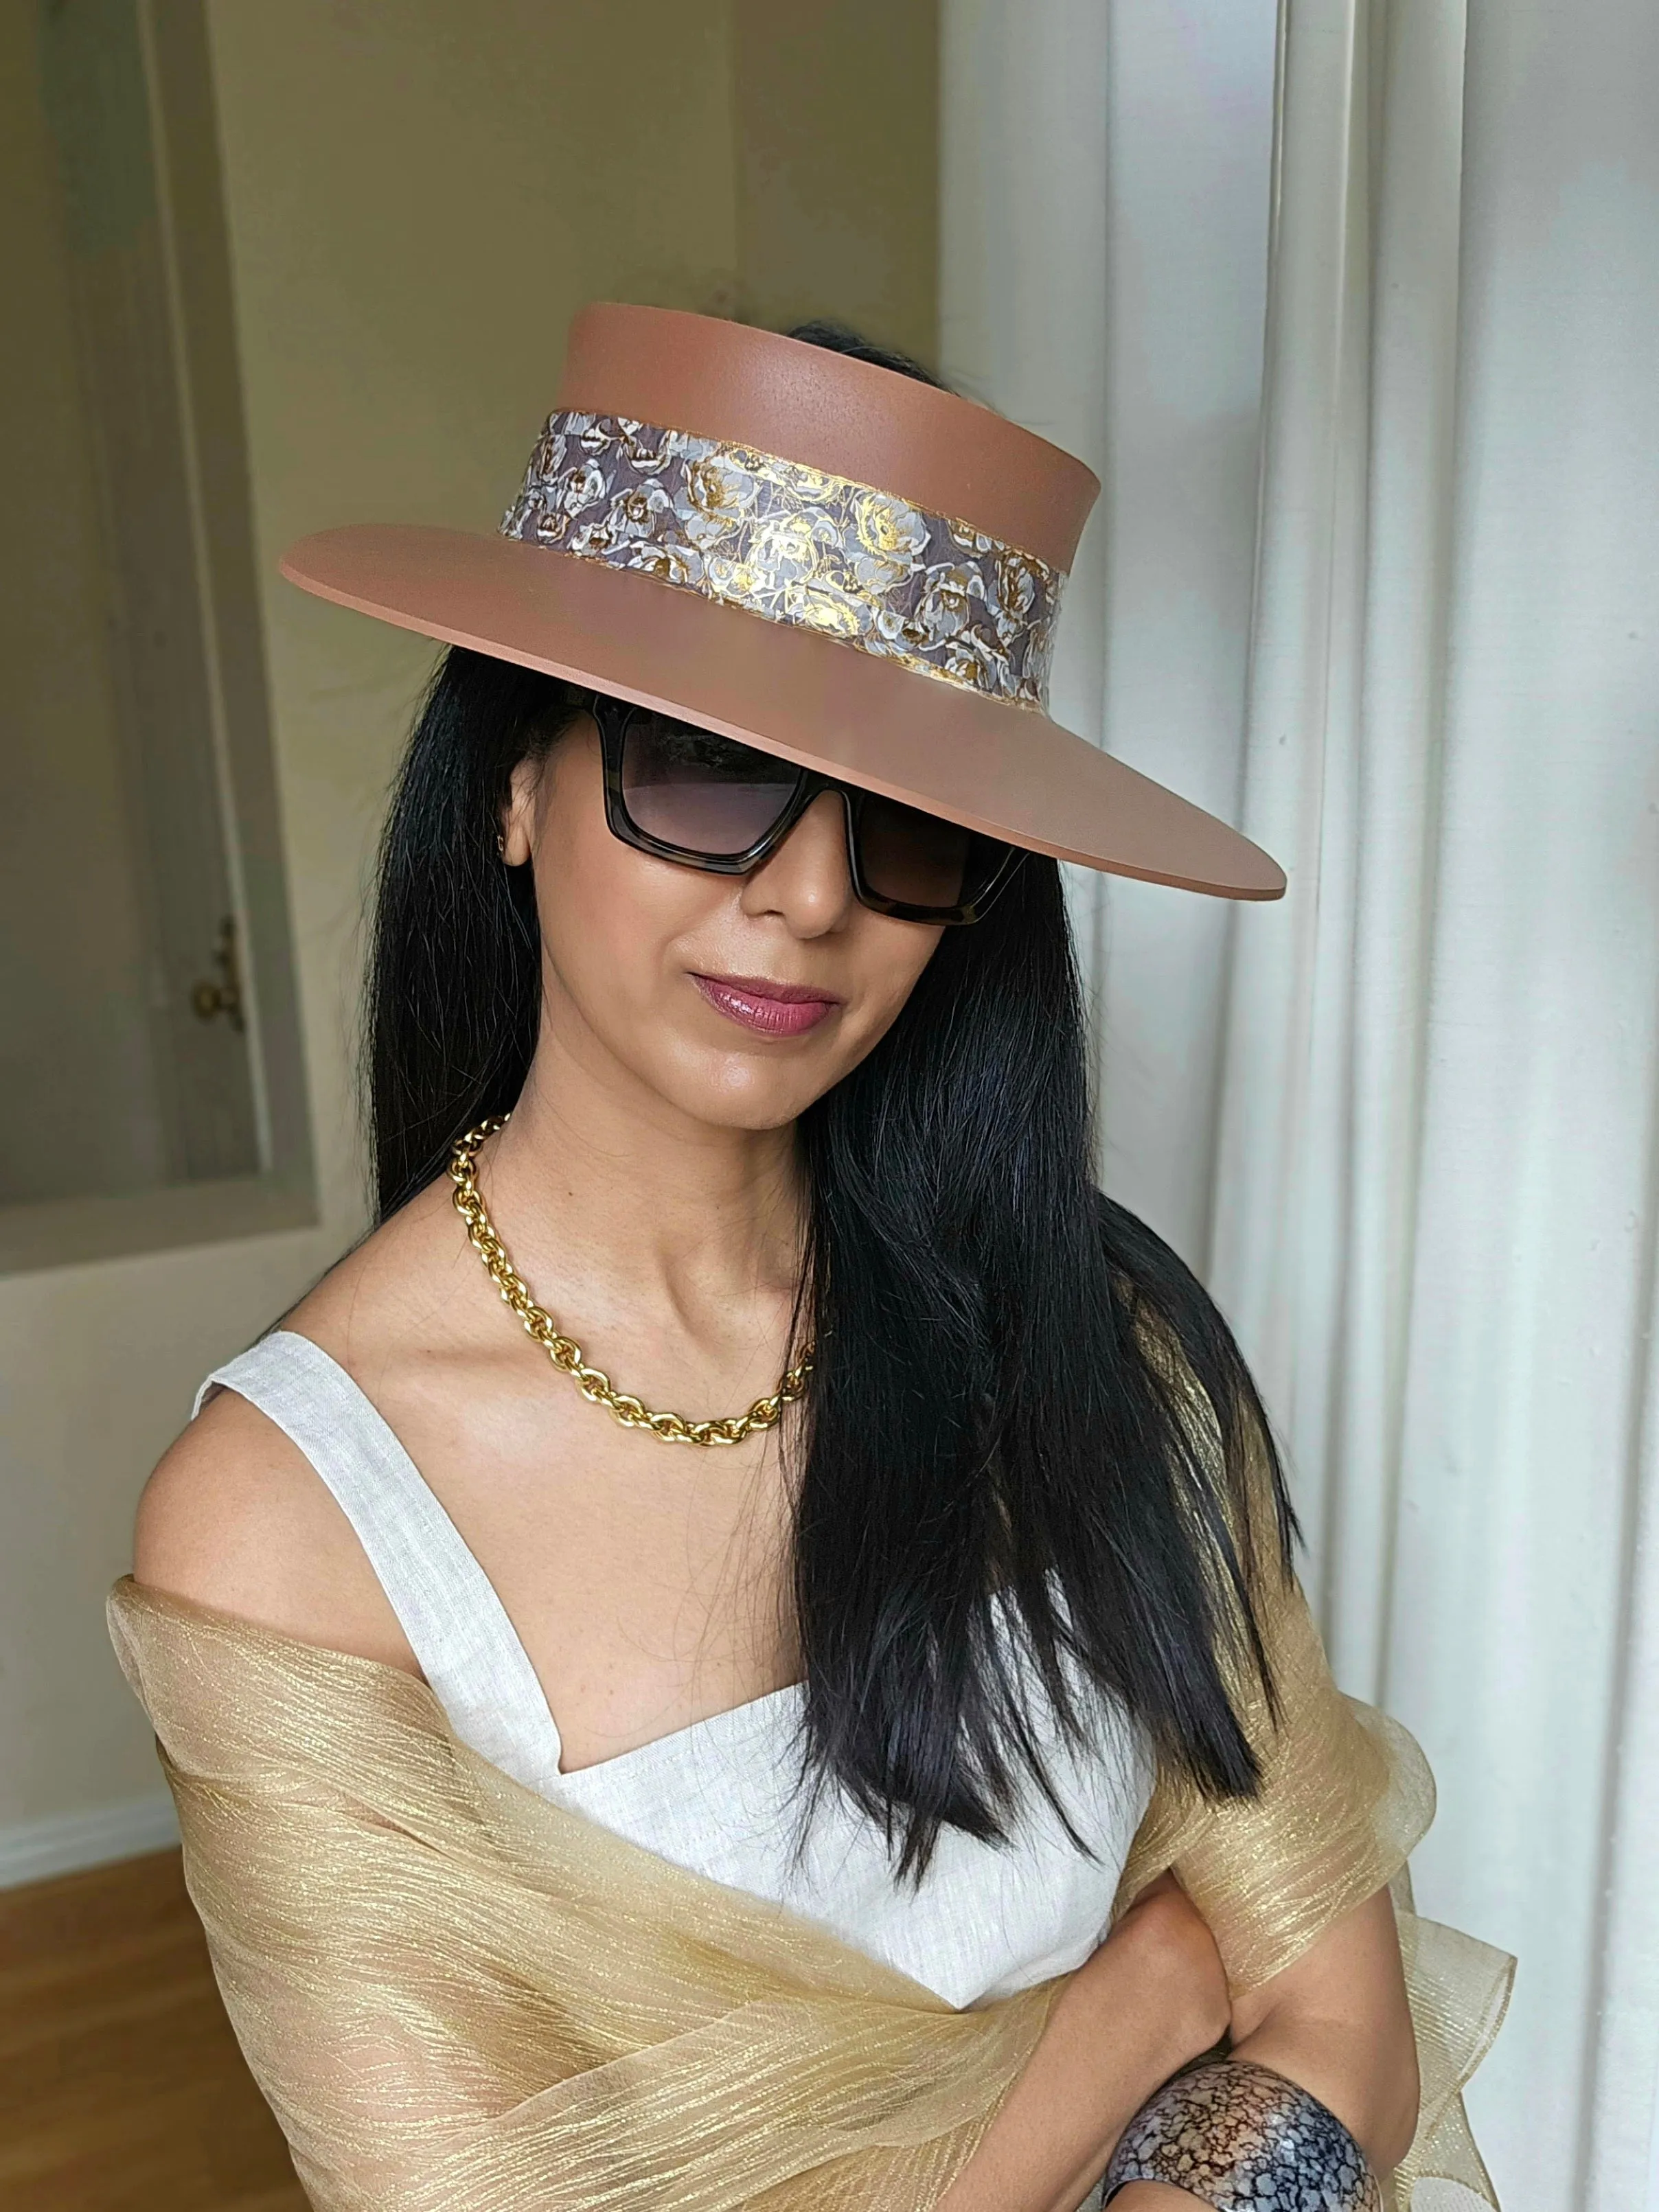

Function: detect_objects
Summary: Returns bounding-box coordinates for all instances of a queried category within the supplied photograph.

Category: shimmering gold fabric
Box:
[109,1580,1054,2211]
[108,1505,1510,2212]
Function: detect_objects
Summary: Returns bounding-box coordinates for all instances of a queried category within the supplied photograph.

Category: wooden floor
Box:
[0,1850,306,2212]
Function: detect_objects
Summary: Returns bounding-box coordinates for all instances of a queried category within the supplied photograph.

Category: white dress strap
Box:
[194,1330,567,1795]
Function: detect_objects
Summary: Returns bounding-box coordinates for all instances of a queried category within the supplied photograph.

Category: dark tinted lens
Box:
[620,713,800,857]
[855,794,1000,912]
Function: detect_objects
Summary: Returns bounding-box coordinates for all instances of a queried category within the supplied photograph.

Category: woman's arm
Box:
[1111,1887,1417,2209]
[935,1876,1230,2212]
[1222,1884,1419,2167]
[941,1882,1417,2212]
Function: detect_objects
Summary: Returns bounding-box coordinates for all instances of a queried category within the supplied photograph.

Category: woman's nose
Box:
[739,790,856,934]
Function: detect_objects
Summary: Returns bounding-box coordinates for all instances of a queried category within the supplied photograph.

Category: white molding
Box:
[0,1793,180,1889]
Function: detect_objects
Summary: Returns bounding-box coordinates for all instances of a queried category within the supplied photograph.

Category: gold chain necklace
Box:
[449,1117,813,1448]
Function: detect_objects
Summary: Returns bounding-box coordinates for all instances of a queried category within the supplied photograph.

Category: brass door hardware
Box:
[190,914,244,1033]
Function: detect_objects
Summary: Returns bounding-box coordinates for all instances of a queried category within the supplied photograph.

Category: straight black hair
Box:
[366,324,1296,1878]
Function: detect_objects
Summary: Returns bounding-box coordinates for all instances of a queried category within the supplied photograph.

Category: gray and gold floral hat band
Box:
[501,411,1062,711]
[281,304,1285,899]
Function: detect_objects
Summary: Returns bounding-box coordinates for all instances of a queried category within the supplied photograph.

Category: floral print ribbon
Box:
[501,410,1064,708]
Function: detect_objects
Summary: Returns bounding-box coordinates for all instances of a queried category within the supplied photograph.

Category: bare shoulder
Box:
[134,1384,416,1667]
[131,1182,465,1670]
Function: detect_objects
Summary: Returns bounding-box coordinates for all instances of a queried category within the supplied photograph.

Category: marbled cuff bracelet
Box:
[1102,2058,1384,2211]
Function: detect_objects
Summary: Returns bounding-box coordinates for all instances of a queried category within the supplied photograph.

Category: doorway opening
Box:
[1,0,312,1269]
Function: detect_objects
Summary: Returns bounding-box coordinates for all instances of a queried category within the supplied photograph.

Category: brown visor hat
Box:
[281,304,1284,901]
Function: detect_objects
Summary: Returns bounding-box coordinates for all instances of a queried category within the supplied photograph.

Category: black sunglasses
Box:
[591,697,1022,925]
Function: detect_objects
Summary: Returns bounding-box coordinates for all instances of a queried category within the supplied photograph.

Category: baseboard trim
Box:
[0,1793,181,1888]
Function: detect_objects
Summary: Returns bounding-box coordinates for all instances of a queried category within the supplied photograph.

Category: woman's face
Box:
[503,715,945,1130]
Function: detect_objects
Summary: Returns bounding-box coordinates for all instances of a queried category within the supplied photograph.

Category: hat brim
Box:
[281,525,1285,900]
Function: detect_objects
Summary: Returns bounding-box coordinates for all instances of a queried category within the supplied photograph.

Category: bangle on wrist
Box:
[1103,2057,1382,2211]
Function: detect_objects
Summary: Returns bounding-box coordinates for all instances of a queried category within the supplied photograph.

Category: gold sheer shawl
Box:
[108,1569,1509,2212]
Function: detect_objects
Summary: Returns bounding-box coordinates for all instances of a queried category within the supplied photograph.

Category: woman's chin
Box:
[648,1041,844,1134]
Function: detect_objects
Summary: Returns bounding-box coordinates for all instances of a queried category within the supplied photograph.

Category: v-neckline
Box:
[272,1330,804,1783]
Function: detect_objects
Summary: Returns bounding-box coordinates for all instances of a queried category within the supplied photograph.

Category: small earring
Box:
[496,832,508,861]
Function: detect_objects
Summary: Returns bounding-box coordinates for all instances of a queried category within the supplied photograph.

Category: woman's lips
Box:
[691,973,843,1037]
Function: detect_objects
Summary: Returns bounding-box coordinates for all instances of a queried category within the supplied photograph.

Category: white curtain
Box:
[941,3,1659,2206]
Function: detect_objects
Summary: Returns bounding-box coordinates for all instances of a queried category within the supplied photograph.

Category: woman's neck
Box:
[478,1012,805,1359]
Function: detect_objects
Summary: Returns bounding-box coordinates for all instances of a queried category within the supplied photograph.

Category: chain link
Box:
[449,1117,813,1448]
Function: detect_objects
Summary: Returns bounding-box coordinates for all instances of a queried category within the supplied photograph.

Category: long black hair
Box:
[366,323,1296,1878]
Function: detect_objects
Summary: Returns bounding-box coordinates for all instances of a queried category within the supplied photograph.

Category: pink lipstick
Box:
[691,973,843,1037]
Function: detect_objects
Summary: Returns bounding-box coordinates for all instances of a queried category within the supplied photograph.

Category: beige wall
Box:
[734,0,939,363]
[0,0,937,1856]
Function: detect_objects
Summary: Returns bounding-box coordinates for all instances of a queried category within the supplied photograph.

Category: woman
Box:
[117,308,1507,2211]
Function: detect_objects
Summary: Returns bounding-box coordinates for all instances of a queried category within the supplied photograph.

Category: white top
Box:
[198,1330,1154,2009]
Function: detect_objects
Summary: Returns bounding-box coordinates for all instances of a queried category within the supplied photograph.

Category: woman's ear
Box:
[500,757,540,866]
